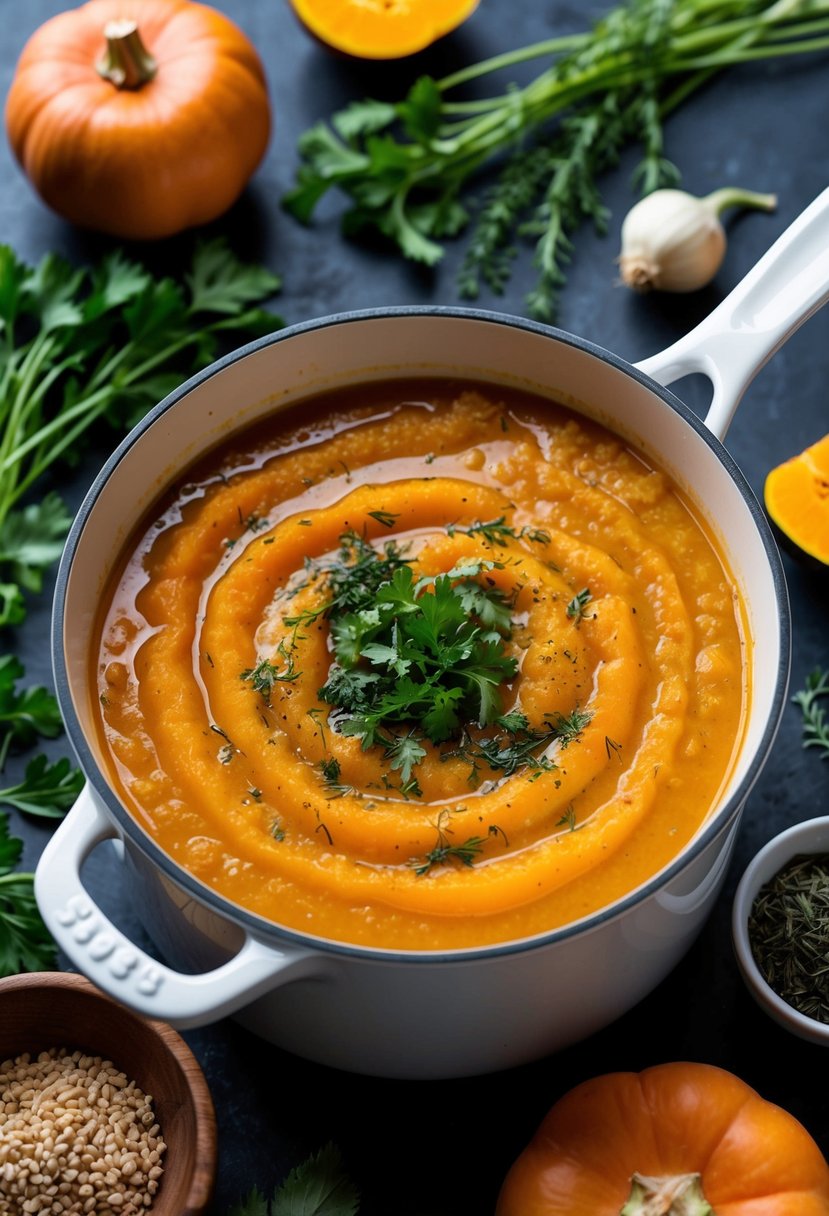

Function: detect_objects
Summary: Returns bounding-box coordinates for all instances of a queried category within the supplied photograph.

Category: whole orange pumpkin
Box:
[5,0,271,240]
[496,1062,829,1216]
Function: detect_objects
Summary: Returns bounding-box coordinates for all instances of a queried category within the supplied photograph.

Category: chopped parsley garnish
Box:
[298,530,592,795]
[319,559,516,752]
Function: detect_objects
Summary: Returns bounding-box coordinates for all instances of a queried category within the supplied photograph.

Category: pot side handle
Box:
[35,785,328,1028]
[634,186,829,441]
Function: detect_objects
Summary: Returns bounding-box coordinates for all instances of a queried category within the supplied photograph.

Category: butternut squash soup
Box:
[94,381,749,949]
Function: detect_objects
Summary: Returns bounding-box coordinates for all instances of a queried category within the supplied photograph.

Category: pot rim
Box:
[52,305,791,964]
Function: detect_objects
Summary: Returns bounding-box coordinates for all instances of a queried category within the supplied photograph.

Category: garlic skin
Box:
[618,187,777,294]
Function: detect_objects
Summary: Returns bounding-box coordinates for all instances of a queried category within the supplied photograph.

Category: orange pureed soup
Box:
[94,380,749,949]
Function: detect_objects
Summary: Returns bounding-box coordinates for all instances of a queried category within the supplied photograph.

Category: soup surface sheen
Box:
[95,381,748,949]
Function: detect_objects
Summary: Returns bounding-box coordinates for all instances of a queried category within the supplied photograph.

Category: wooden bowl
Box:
[0,971,216,1215]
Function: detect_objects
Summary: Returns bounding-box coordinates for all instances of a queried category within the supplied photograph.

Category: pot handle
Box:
[634,186,829,441]
[35,785,329,1028]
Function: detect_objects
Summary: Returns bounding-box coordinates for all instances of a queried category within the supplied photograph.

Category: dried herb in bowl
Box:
[748,853,829,1023]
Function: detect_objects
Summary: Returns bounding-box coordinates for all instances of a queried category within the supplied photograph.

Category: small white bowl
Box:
[732,816,829,1046]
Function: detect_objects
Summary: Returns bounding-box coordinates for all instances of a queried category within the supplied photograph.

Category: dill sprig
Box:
[409,810,487,876]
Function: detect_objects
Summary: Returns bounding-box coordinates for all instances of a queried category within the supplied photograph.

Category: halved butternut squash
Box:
[764,433,829,568]
[288,0,480,59]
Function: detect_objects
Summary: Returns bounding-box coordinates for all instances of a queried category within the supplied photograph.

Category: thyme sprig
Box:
[284,0,829,319]
[793,667,829,759]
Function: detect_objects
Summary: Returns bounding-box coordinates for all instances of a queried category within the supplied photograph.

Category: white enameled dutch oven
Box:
[38,189,829,1080]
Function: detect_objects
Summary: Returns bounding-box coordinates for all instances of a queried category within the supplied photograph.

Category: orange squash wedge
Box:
[764,433,829,569]
[288,0,480,59]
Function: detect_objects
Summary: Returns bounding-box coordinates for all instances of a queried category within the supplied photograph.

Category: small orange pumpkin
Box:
[496,1063,829,1216]
[764,433,829,570]
[5,0,271,240]
[288,0,480,60]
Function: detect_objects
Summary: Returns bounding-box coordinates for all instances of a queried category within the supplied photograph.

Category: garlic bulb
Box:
[618,187,777,293]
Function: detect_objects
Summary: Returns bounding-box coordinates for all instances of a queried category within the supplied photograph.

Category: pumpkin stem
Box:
[96,20,157,90]
[620,1172,714,1216]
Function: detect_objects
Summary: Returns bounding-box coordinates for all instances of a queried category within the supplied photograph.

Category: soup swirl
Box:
[95,381,748,949]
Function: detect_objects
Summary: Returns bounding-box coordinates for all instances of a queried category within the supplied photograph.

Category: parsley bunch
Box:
[0,239,282,624]
[319,553,517,775]
[300,530,588,793]
[285,0,829,319]
[0,239,283,973]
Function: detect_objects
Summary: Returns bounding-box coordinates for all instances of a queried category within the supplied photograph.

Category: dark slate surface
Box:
[2,1,829,1212]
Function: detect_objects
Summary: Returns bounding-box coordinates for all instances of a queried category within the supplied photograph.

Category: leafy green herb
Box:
[557,804,579,832]
[546,708,592,746]
[367,510,399,528]
[0,813,54,975]
[409,810,487,876]
[320,561,517,750]
[0,655,64,764]
[228,1185,269,1216]
[228,1144,359,1216]
[284,0,828,319]
[566,588,593,624]
[0,755,84,819]
[318,756,356,799]
[0,239,281,625]
[793,667,829,759]
[447,516,550,547]
[241,645,301,698]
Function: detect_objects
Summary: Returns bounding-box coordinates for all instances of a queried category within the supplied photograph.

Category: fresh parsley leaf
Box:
[0,493,73,594]
[272,1143,360,1216]
[0,240,282,628]
[0,655,64,752]
[384,731,427,784]
[227,1185,269,1216]
[0,584,25,629]
[332,98,397,142]
[0,813,55,975]
[0,755,84,818]
[186,239,281,317]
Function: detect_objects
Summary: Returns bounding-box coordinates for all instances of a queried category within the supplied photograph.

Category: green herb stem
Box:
[286,0,829,318]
